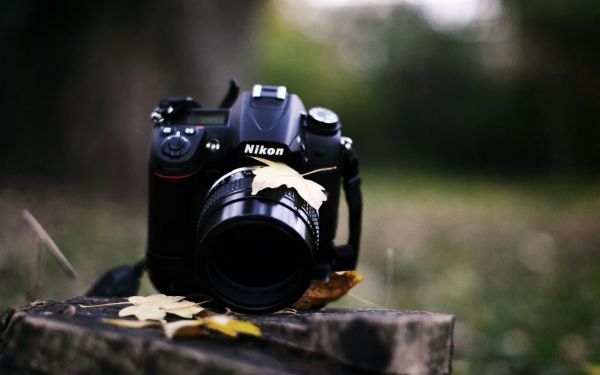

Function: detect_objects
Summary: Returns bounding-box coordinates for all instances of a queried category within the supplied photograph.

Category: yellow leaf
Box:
[163,320,205,339]
[205,315,261,338]
[102,318,161,329]
[162,316,261,339]
[224,319,262,336]
[293,271,364,310]
[250,157,329,210]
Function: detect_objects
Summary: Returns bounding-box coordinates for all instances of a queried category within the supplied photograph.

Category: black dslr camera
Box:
[146,81,362,313]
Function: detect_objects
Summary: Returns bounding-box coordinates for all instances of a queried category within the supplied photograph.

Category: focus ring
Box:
[197,171,320,249]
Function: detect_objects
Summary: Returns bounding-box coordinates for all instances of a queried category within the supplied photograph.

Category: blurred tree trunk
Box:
[502,0,600,172]
[0,0,259,195]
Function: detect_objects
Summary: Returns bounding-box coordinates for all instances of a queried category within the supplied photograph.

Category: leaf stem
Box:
[167,301,206,311]
[301,166,337,177]
[347,292,387,309]
[79,301,132,308]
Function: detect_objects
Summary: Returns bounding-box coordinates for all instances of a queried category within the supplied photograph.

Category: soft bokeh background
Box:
[1,1,599,374]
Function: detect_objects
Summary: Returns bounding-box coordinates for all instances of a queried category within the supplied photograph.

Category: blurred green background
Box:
[1,1,600,374]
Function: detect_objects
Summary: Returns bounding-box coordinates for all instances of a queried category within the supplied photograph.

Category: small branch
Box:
[385,247,395,308]
[301,166,337,177]
[347,292,387,309]
[270,308,298,315]
[79,302,131,308]
[22,209,79,279]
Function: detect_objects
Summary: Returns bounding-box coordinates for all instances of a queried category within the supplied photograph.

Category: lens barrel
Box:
[196,168,319,313]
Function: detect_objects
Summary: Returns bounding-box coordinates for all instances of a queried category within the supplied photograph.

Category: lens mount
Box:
[196,168,319,313]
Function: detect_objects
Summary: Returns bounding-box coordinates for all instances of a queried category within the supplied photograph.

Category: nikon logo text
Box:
[244,144,284,156]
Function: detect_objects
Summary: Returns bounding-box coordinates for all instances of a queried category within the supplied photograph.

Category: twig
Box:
[270,308,298,315]
[301,166,337,177]
[22,209,79,279]
[80,298,212,309]
[79,302,131,308]
[385,247,395,308]
[347,292,387,309]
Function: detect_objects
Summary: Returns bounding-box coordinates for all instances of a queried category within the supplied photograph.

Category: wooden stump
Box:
[0,297,454,374]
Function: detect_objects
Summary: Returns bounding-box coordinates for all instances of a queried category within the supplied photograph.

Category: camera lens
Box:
[196,168,319,313]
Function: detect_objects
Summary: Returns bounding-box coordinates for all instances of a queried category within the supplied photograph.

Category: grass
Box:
[2,168,600,374]
[338,168,600,374]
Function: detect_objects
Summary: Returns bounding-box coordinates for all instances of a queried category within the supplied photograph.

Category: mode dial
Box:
[307,107,340,134]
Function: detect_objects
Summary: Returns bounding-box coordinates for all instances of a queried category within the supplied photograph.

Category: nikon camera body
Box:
[146,82,362,313]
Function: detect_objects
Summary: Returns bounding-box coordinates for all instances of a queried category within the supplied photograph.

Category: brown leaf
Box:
[293,271,364,310]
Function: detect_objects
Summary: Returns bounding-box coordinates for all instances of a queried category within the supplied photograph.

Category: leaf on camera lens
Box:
[250,156,331,210]
[117,294,204,321]
[162,315,261,339]
[293,271,364,310]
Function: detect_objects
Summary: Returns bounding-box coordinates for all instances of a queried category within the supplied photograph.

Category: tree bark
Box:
[0,297,454,374]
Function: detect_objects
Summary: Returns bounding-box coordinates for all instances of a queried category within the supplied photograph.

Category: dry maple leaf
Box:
[164,303,204,319]
[293,271,364,310]
[250,156,332,210]
[119,304,165,321]
[128,294,184,305]
[118,294,204,321]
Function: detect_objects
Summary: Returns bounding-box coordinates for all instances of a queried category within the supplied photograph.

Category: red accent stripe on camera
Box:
[153,169,200,181]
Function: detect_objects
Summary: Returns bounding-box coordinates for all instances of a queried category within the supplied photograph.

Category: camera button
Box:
[161,127,173,135]
[205,139,221,151]
[307,107,340,134]
[168,138,185,150]
[184,127,195,135]
[161,135,191,158]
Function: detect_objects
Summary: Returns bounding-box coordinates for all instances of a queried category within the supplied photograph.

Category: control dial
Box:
[161,134,191,158]
[307,107,340,133]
